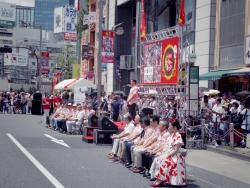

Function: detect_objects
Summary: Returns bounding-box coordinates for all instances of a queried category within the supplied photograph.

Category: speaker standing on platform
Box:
[127,80,139,120]
[42,94,52,126]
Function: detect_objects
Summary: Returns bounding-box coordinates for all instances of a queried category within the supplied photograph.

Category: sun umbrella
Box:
[236,91,250,96]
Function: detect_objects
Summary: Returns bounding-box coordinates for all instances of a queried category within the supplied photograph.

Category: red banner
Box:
[64,32,77,41]
[41,52,50,74]
[101,30,114,63]
[142,37,179,85]
[179,0,186,26]
[140,0,146,41]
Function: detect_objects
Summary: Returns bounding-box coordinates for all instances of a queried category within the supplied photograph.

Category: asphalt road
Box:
[0,114,250,188]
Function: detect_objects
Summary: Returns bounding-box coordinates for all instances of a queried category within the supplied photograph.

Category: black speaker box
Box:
[33,93,42,100]
[98,116,118,130]
[31,100,42,115]
[88,114,98,127]
[94,129,117,145]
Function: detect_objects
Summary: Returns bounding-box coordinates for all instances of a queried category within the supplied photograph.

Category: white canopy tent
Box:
[54,78,97,90]
[65,78,97,89]
[54,79,75,90]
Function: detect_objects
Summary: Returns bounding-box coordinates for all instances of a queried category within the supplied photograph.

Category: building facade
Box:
[16,6,34,28]
[34,0,73,31]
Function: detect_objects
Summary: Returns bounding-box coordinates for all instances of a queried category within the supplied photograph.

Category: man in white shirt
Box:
[208,98,225,138]
[108,114,135,159]
[66,104,86,135]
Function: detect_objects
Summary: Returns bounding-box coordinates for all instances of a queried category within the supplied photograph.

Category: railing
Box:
[177,110,250,149]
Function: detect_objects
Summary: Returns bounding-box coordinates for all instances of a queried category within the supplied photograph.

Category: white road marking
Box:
[6,134,65,188]
[188,174,222,188]
[44,134,70,148]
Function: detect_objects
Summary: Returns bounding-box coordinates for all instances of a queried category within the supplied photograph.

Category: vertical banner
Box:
[142,37,179,85]
[179,0,186,26]
[101,30,114,63]
[41,52,50,74]
[140,0,146,41]
[115,57,122,82]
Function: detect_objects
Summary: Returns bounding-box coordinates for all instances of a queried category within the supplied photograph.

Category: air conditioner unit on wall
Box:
[120,55,135,70]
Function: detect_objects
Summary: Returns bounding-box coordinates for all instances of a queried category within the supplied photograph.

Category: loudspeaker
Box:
[98,116,118,130]
[94,129,117,145]
[88,114,98,127]
[31,100,42,115]
[33,93,42,100]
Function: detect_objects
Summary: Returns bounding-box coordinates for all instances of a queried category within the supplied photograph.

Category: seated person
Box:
[115,115,143,163]
[82,104,90,127]
[141,120,170,178]
[125,116,151,168]
[108,114,135,159]
[66,104,86,135]
[58,104,79,133]
[149,119,185,187]
[52,103,70,130]
[131,115,161,173]
[50,103,62,127]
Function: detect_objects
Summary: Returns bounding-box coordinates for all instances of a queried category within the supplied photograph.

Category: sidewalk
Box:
[205,144,250,162]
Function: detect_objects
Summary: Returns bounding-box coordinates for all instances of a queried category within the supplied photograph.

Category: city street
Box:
[0,114,250,188]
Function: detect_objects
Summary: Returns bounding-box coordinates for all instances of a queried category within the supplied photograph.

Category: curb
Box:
[205,145,250,162]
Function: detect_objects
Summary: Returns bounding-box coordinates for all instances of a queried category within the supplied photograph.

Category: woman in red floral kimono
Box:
[149,119,186,187]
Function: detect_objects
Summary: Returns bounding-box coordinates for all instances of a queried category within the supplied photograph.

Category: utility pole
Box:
[1,55,4,79]
[97,0,103,114]
[39,25,42,92]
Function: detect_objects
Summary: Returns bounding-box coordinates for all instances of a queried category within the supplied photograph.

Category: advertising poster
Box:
[41,52,50,74]
[54,7,63,33]
[0,2,16,27]
[63,6,77,33]
[4,53,28,66]
[101,30,114,63]
[142,37,179,85]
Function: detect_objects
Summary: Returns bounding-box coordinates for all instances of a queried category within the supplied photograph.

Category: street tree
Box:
[55,42,76,80]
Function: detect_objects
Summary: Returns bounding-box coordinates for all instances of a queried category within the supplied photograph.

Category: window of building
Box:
[219,0,246,68]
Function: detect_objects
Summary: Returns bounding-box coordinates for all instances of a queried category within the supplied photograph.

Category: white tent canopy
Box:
[54,78,97,90]
[54,79,75,90]
[65,78,97,89]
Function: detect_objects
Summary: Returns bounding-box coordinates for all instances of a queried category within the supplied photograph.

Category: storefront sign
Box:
[64,32,77,41]
[141,37,179,85]
[101,30,114,63]
[88,43,94,58]
[82,45,88,60]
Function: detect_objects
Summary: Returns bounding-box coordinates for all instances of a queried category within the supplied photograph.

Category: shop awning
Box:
[226,68,250,76]
[199,69,239,81]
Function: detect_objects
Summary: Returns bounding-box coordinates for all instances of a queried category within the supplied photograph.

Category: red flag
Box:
[179,0,186,26]
[140,0,146,41]
[78,0,80,11]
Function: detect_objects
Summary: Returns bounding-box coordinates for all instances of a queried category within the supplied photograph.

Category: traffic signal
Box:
[0,46,12,53]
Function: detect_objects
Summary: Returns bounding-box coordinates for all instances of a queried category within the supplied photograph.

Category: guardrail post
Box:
[230,123,234,149]
[201,119,205,143]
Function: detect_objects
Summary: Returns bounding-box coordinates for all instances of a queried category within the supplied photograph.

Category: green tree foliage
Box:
[55,42,76,80]
[76,6,89,39]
